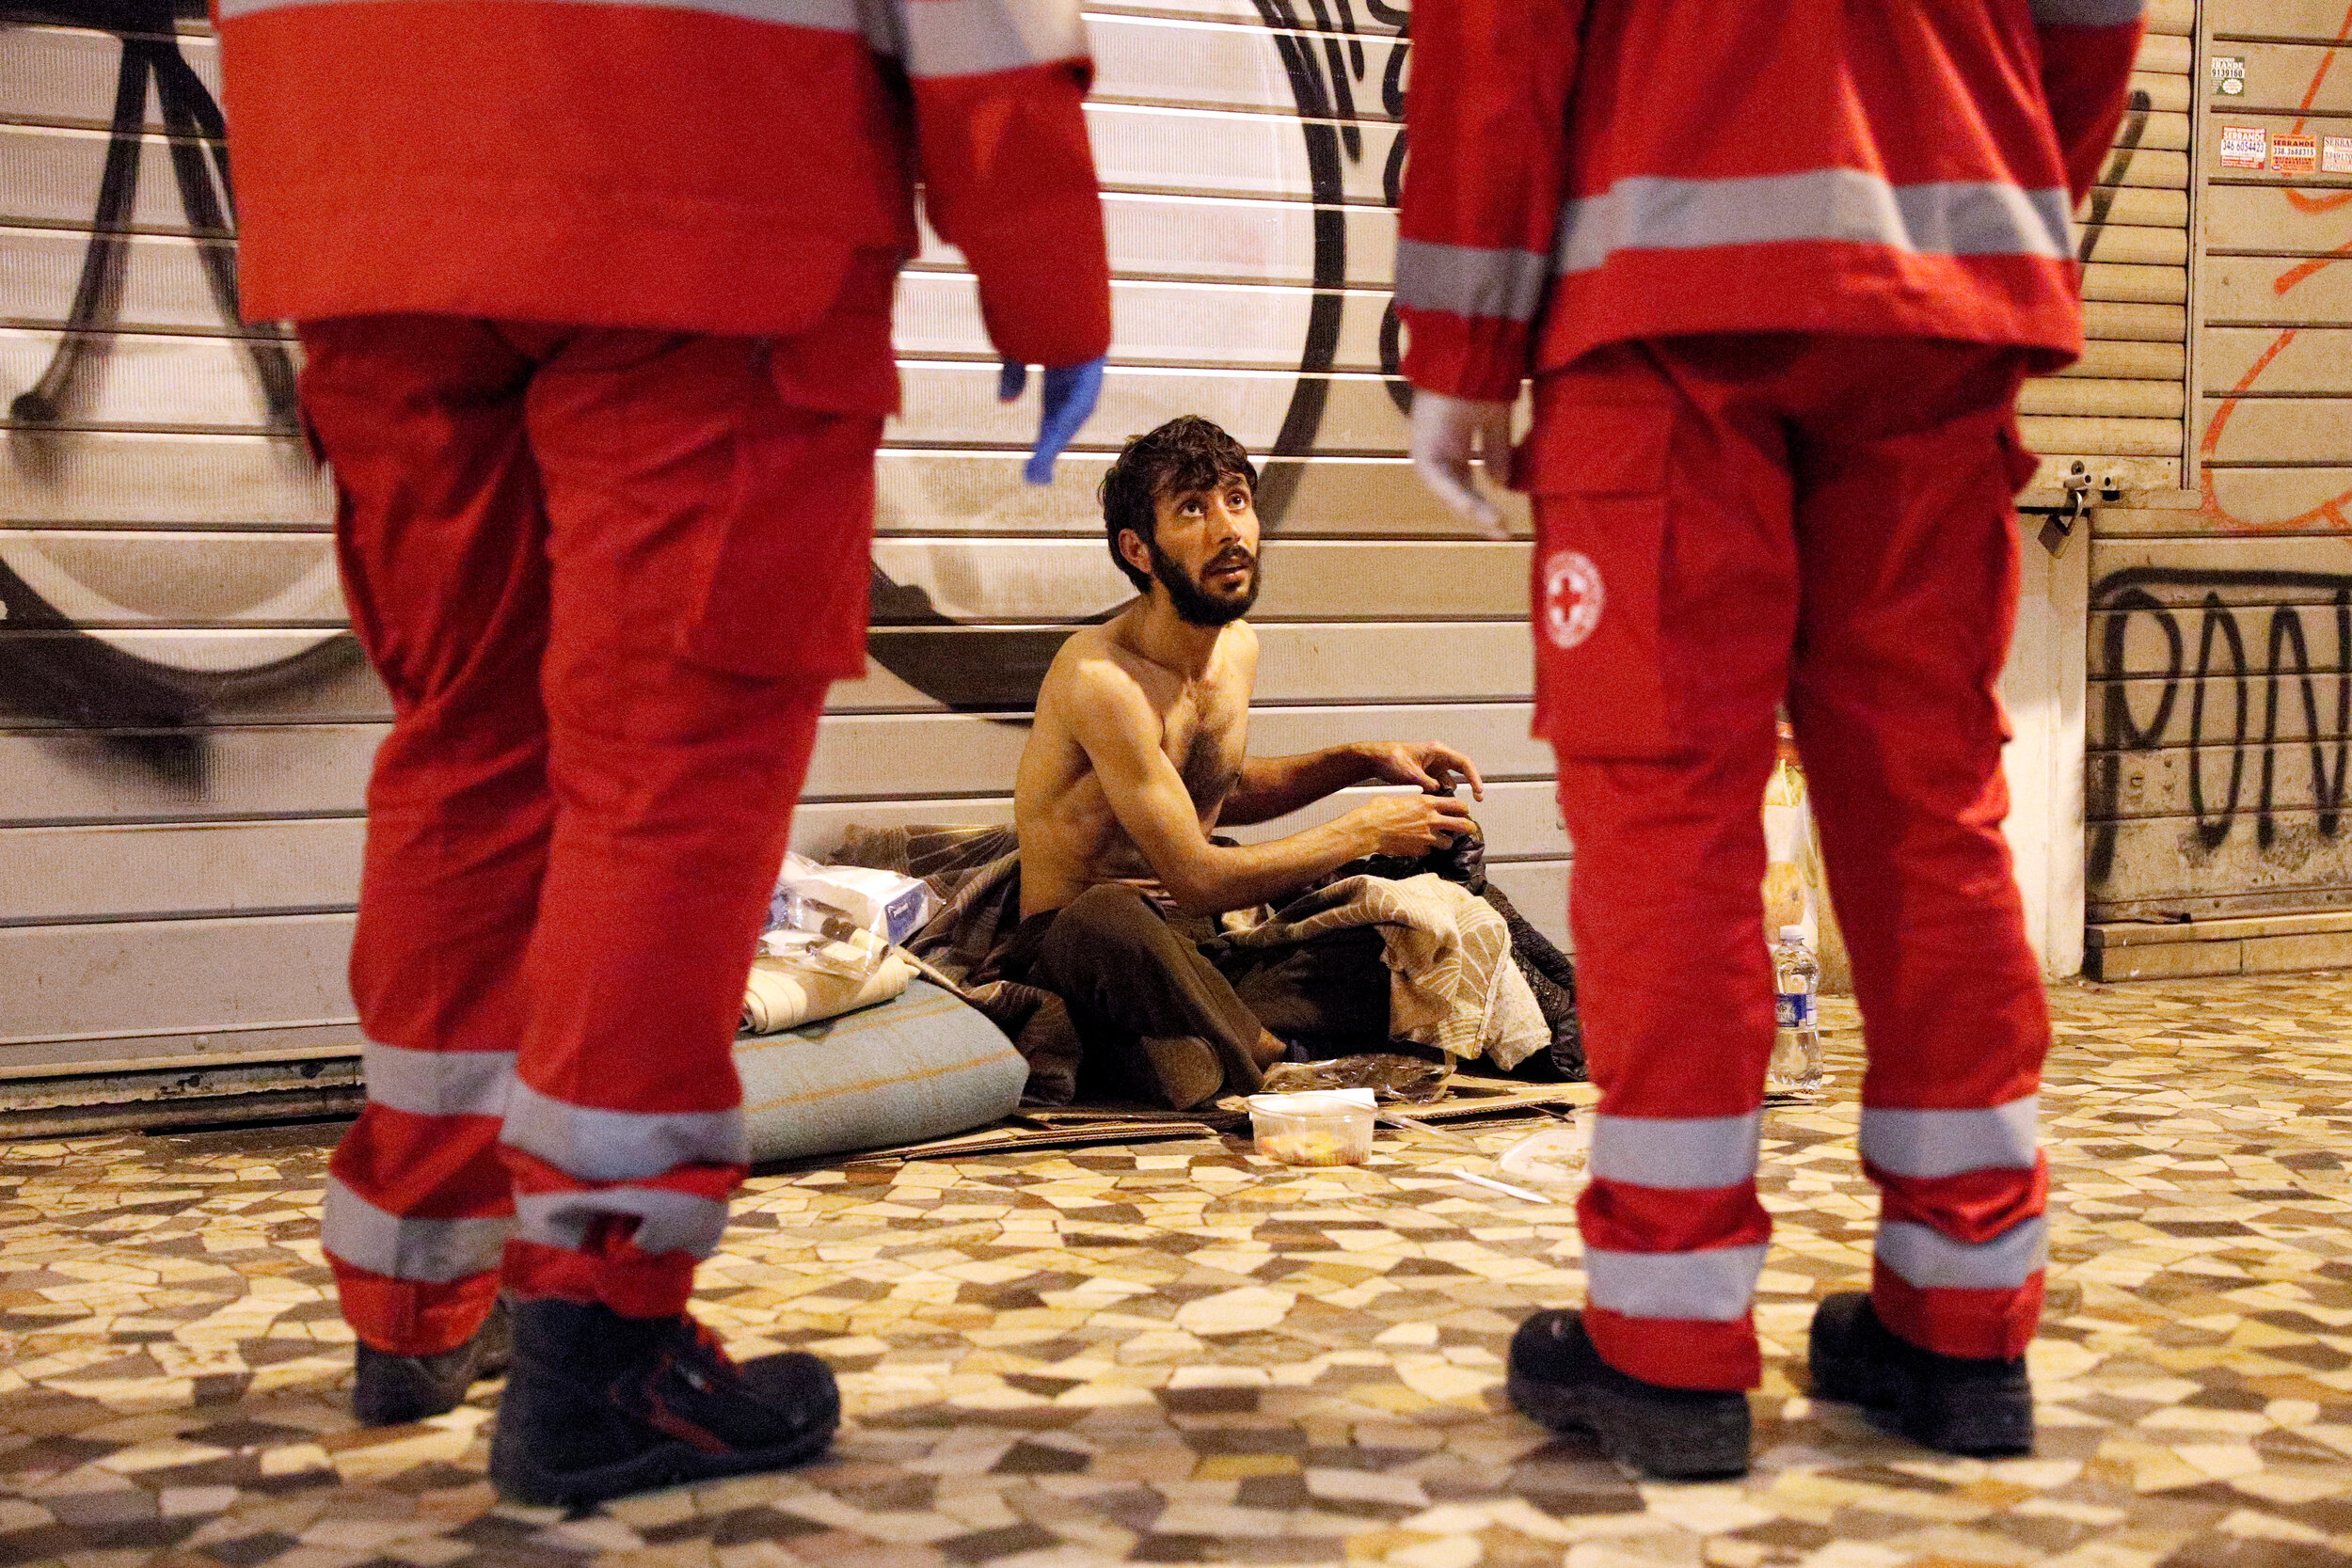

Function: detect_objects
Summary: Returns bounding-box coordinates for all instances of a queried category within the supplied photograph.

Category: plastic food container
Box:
[1495,1120,1590,1191]
[1247,1088,1376,1166]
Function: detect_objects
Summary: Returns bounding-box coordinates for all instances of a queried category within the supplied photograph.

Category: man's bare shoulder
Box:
[1228,618,1260,665]
[1040,624,1161,729]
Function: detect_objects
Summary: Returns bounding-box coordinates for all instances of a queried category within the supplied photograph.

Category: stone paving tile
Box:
[3,974,2350,1567]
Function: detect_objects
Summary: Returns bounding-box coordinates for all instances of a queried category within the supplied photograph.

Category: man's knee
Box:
[1041,883,1166,974]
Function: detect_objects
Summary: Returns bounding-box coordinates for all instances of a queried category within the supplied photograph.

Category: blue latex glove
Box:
[998,356,1106,485]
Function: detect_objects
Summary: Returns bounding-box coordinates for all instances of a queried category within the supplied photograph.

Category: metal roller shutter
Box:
[2017,0,2198,496]
[2085,0,2352,977]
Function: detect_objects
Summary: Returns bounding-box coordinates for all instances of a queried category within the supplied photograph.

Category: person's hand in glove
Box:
[1409,390,1516,538]
[999,356,1106,485]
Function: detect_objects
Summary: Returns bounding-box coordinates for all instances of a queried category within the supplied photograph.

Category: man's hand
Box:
[1338,793,1475,859]
[1409,391,1516,538]
[1360,741,1485,801]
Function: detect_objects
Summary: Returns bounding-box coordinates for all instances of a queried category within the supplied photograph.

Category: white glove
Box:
[1409,391,1517,539]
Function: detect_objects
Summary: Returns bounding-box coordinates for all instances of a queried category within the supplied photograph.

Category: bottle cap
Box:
[1778,925,1806,943]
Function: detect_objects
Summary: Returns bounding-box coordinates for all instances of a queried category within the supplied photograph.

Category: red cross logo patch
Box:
[1541,549,1605,649]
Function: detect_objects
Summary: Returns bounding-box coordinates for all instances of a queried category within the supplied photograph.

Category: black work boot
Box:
[1807,1291,2033,1456]
[353,1294,513,1426]
[488,1298,838,1507]
[1506,1309,1752,1479]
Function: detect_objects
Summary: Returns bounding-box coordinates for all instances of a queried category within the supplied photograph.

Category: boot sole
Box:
[491,1419,834,1509]
[1507,1370,1751,1481]
[1809,1344,2033,1457]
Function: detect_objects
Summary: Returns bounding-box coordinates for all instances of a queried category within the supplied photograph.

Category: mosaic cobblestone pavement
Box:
[5,973,2351,1568]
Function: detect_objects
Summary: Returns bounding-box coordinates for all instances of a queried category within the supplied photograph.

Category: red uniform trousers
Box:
[303,309,888,1355]
[1530,335,2052,1392]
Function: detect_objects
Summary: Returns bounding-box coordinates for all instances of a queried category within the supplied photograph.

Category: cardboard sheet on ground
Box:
[761,1072,1597,1169]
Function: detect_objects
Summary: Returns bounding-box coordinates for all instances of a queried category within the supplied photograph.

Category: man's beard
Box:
[1150,539,1260,626]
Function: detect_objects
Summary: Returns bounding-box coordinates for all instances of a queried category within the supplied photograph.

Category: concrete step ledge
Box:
[2087,911,2352,980]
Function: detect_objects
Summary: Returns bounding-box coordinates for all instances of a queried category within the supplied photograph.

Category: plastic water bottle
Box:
[1769,926,1824,1098]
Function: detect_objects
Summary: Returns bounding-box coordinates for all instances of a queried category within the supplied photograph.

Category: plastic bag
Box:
[771,853,936,945]
[1259,1053,1452,1104]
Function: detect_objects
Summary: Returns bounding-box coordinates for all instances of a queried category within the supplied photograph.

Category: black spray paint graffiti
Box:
[1247,0,1408,507]
[8,2,297,432]
[1,1,351,779]
[3,2,1405,745]
[866,0,1406,713]
[2090,568,2352,886]
[2077,88,2152,264]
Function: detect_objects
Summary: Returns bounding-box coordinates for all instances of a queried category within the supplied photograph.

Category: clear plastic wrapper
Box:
[1494,1120,1589,1190]
[1259,1053,1451,1104]
[758,907,887,980]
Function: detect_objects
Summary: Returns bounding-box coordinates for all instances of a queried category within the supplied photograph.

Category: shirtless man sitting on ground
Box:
[1003,415,1483,1108]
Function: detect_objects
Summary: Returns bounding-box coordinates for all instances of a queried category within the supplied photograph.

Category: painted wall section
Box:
[1,0,2188,1071]
[2088,0,2352,924]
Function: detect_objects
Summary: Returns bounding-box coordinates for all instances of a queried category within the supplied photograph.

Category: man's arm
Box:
[1066,663,1472,915]
[1395,0,1583,404]
[1222,742,1486,827]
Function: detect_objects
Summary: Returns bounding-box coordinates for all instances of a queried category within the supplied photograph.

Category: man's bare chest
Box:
[1163,692,1248,814]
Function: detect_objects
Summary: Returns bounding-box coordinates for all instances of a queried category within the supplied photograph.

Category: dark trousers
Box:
[1006,884,1390,1101]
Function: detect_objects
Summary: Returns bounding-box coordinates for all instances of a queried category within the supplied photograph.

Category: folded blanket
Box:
[833,824,1087,1106]
[741,946,914,1034]
[1218,873,1549,1069]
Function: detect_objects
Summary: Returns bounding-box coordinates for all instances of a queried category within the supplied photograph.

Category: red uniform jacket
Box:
[216,0,1112,373]
[1396,0,2146,403]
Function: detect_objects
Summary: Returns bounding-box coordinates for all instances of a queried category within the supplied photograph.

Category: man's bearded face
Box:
[1149,534,1260,626]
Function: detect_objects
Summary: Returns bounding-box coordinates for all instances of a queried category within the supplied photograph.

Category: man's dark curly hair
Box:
[1098,416,1259,594]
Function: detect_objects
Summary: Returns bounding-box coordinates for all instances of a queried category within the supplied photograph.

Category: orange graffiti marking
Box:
[2200,6,2352,531]
[2283,3,2352,213]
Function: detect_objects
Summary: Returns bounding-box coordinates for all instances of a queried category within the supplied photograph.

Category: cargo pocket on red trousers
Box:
[1524,404,1686,758]
[677,398,884,682]
[677,255,900,681]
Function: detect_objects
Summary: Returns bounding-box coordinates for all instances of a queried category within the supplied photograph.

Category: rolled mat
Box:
[735,979,1028,1164]
[742,948,914,1034]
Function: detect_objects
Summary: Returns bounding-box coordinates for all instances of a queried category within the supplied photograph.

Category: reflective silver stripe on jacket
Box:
[1860,1097,2040,1179]
[2031,0,2144,23]
[1557,169,2074,276]
[1876,1216,2047,1290]
[1590,1111,1762,1190]
[360,1040,515,1120]
[1394,239,1552,323]
[322,1176,512,1283]
[896,0,1087,76]
[1584,1243,1769,1322]
[515,1188,733,1259]
[501,1081,748,1182]
[218,0,865,30]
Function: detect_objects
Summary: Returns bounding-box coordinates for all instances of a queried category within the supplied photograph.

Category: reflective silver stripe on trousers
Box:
[1584,1243,1769,1322]
[1876,1216,2047,1291]
[322,1176,512,1283]
[1590,1111,1762,1190]
[501,1080,747,1181]
[360,1040,515,1120]
[219,0,864,29]
[1860,1097,2040,1179]
[1557,169,2074,275]
[899,0,1087,76]
[514,1188,733,1259]
[2031,0,2144,23]
[1394,239,1552,323]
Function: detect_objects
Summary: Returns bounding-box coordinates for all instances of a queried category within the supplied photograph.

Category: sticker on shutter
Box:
[2218,126,2267,169]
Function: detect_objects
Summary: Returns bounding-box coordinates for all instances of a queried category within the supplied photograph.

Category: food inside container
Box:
[1246,1088,1376,1166]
